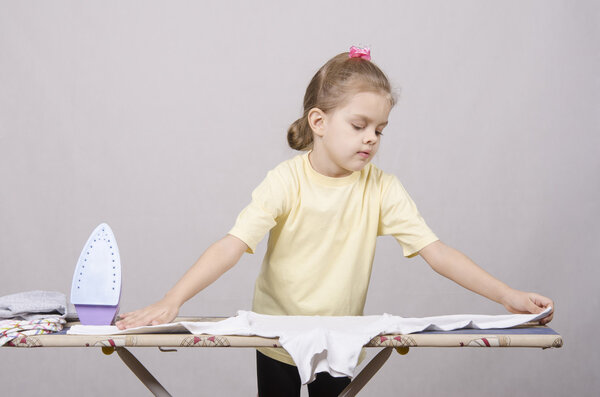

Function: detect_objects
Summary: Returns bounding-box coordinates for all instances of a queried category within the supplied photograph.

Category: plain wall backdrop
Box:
[1,1,598,396]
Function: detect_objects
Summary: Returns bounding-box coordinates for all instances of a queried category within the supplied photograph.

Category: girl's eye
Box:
[353,124,384,136]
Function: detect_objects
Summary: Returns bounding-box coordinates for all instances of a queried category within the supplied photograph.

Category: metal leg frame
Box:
[338,347,394,397]
[105,346,399,397]
[114,347,173,397]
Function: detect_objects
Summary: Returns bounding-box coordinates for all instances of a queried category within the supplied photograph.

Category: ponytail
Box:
[287,115,313,151]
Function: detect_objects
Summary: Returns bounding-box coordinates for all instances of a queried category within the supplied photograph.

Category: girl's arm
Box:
[115,234,248,329]
[418,240,554,325]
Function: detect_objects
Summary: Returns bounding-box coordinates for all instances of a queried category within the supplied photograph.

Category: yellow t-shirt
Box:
[228,151,438,365]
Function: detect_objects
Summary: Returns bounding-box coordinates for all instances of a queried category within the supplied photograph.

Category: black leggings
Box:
[256,350,351,397]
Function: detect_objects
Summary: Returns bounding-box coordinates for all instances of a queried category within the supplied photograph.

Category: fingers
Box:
[528,293,555,325]
[114,301,178,330]
[526,298,544,314]
[530,293,553,309]
[538,306,554,324]
[115,308,157,329]
[539,312,554,325]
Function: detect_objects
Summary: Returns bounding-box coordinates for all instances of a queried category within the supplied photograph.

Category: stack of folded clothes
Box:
[0,290,68,346]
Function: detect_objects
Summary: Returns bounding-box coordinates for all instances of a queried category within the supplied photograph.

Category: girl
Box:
[116,46,554,396]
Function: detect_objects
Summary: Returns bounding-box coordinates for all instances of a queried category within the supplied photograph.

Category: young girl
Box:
[116,46,554,396]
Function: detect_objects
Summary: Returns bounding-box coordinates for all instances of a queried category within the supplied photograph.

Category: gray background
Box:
[1,1,598,396]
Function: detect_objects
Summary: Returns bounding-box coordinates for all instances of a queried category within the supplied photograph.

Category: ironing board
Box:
[2,317,563,397]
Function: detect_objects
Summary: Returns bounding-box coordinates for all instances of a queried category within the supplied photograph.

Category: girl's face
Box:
[309,91,391,177]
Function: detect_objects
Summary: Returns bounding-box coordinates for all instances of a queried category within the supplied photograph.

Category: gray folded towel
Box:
[0,290,67,320]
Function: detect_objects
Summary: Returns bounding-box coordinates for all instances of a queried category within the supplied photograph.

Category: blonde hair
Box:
[287,52,397,151]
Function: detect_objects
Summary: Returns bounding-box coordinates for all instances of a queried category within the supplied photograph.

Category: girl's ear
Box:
[308,107,326,137]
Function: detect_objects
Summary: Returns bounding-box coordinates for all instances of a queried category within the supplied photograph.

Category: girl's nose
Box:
[363,130,378,144]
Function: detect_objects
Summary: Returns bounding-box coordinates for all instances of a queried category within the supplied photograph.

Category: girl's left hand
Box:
[501,289,554,325]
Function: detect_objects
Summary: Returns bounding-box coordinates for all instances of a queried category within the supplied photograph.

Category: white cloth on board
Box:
[68,307,552,384]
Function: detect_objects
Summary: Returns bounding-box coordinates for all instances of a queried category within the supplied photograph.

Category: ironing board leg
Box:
[115,347,173,397]
[337,347,393,397]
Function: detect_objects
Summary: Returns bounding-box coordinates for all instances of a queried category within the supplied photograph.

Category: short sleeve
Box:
[228,167,291,254]
[378,174,439,258]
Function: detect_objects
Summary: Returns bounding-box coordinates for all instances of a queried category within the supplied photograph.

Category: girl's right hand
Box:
[115,297,180,330]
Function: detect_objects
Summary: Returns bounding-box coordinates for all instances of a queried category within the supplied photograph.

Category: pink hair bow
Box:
[349,46,371,60]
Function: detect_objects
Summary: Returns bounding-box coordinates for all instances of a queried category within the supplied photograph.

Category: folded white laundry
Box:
[68,307,552,384]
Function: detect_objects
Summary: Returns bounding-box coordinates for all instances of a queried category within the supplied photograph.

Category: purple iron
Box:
[70,223,122,325]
